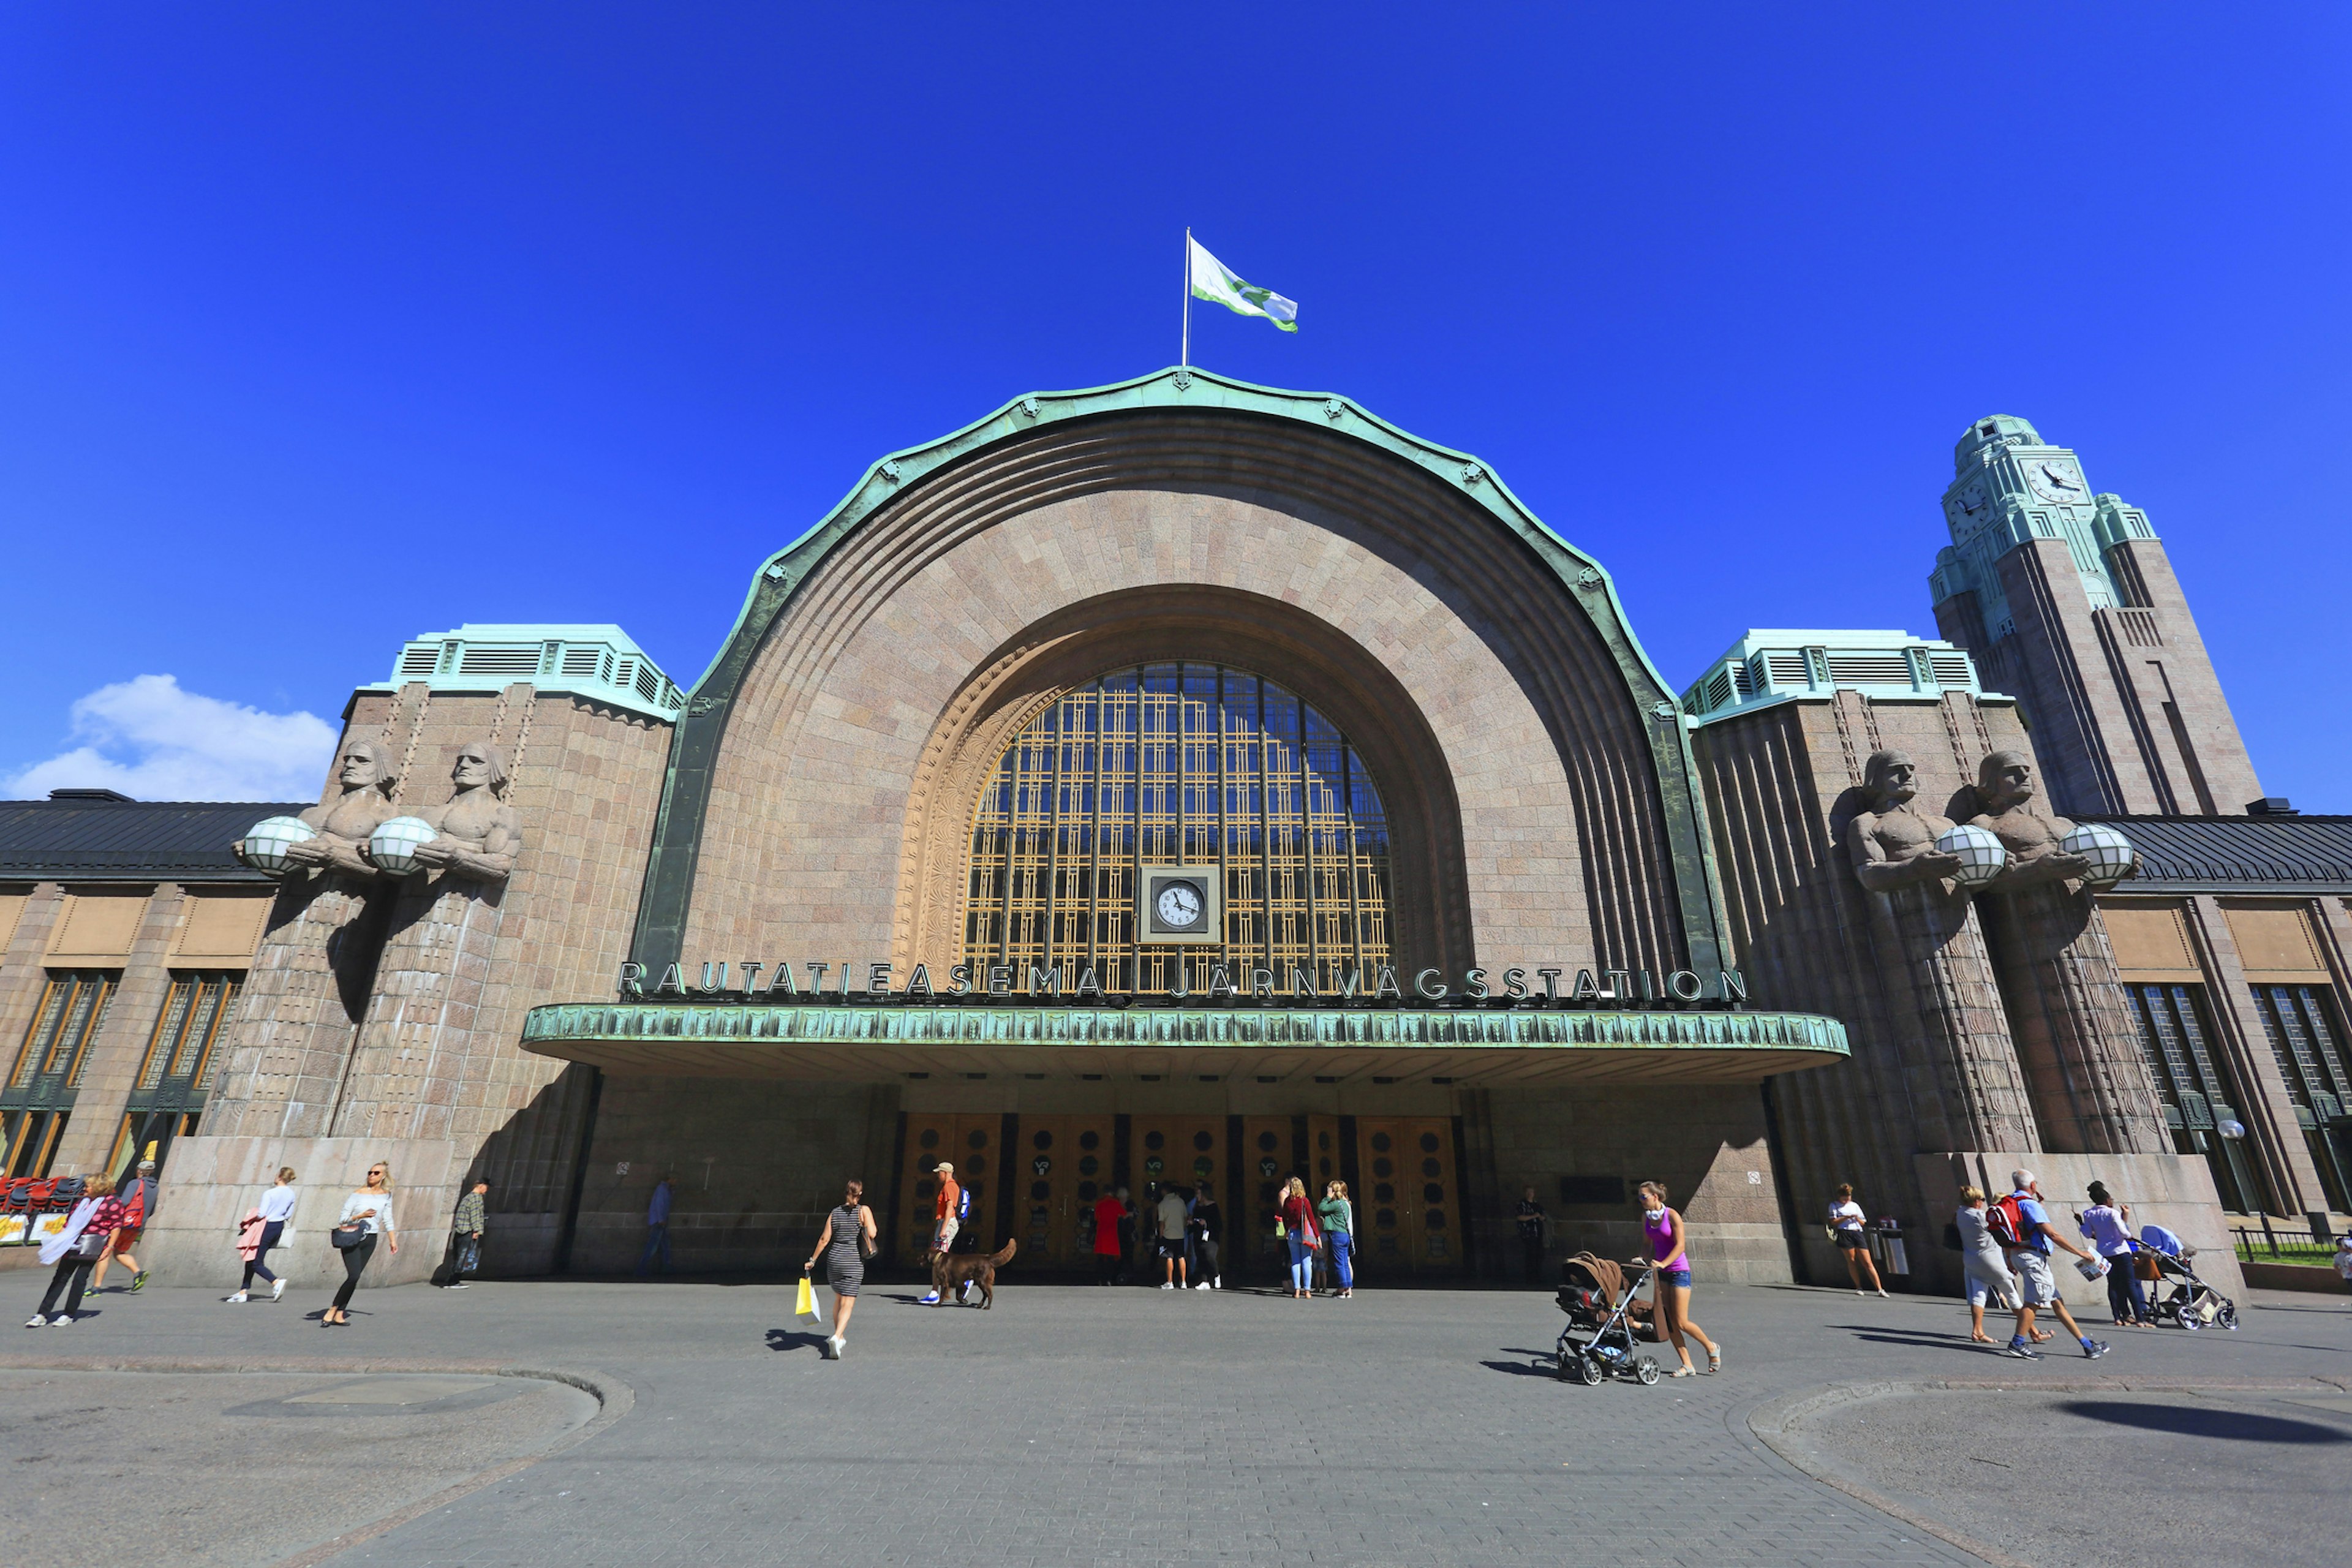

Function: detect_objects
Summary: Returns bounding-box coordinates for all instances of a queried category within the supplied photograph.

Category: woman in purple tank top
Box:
[1636,1180,1719,1377]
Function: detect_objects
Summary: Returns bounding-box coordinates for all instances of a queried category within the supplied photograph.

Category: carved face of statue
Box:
[1979,752,2036,813]
[337,742,383,789]
[452,745,494,790]
[1876,758,1918,805]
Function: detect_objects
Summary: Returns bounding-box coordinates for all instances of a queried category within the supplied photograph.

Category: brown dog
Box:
[927,1238,1017,1308]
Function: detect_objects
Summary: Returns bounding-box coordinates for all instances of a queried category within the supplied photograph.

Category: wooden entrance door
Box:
[1239,1116,1298,1272]
[1011,1114,1114,1268]
[898,1112,1000,1260]
[1356,1117,1461,1273]
[1128,1113,1225,1276]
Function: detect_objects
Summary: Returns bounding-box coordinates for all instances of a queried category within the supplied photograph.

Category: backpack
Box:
[955,1184,973,1222]
[1986,1193,2033,1250]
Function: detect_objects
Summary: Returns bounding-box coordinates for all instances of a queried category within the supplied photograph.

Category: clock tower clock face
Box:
[1951,480,1990,523]
[1140,867,1219,943]
[2024,459,2086,505]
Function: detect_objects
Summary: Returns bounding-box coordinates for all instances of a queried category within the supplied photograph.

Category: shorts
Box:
[933,1216,960,1251]
[1658,1267,1692,1289]
[1834,1229,1868,1250]
[826,1257,864,1297]
[1964,1253,2018,1308]
[108,1227,143,1250]
[1158,1237,1188,1259]
[2010,1248,2060,1306]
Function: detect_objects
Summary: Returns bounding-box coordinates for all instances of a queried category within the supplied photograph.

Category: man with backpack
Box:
[921,1162,963,1305]
[90,1155,158,1295]
[1989,1169,2108,1361]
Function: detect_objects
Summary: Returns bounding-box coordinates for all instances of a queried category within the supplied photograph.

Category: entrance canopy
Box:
[520,1003,1848,1086]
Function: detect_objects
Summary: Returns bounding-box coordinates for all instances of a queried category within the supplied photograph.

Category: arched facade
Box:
[636,371,1729,987]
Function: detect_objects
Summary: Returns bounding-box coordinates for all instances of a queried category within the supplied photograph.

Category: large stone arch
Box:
[890,586,1471,976]
[635,369,1727,981]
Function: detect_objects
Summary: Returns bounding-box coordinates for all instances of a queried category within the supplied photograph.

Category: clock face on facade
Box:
[1139,867,1220,943]
[1156,883,1203,929]
[1951,480,1989,522]
[2025,460,2084,504]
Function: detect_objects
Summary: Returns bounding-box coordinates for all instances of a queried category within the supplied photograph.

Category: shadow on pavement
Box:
[1479,1359,1558,1378]
[2058,1400,2352,1443]
[764,1329,829,1355]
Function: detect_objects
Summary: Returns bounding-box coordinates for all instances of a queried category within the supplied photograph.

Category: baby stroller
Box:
[2133,1224,2237,1332]
[1553,1251,1664,1386]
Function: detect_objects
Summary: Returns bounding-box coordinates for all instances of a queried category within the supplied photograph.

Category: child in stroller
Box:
[1553,1251,1664,1386]
[2132,1224,2237,1331]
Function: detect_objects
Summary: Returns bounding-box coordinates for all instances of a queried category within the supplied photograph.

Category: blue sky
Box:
[3,6,2346,806]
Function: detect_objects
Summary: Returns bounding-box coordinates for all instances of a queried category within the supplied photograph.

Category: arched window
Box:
[964,663,1393,995]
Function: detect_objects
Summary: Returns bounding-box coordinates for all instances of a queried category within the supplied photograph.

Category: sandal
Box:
[1669,1365,1696,1378]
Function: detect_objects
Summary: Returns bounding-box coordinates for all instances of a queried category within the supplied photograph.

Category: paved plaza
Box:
[2,1272,2346,1568]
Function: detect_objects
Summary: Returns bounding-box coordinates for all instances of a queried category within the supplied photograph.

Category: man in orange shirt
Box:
[920,1161,961,1305]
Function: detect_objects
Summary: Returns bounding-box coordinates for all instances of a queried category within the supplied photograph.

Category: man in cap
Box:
[919,1162,962,1305]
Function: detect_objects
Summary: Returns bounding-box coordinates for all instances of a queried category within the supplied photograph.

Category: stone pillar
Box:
[1868,880,2041,1153]
[200,875,391,1141]
[1981,883,2169,1155]
[331,878,508,1143]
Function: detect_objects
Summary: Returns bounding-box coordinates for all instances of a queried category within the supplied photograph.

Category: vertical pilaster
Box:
[200,876,388,1140]
[1872,883,2040,1152]
[51,885,183,1175]
[2182,895,2325,1213]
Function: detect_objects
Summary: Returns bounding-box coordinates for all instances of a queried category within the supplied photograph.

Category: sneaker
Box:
[2001,1340,2041,1360]
[49,1314,73,1325]
[225,1292,247,1304]
[130,1271,149,1292]
[448,1281,469,1289]
[2081,1338,2109,1360]
[1876,1290,1889,1299]
[272,1279,287,1301]
[1855,1289,1865,1297]
[1193,1281,1210,1290]
[1160,1281,1175,1291]
[24,1314,47,1329]
[919,1291,940,1305]
[1213,1276,1221,1289]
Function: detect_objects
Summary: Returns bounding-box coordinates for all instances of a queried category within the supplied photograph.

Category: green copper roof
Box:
[361,623,683,722]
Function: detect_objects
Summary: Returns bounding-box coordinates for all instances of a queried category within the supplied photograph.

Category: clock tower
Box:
[1928,416,2265,817]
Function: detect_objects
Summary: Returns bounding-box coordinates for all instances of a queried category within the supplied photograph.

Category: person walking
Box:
[227,1167,298,1304]
[636,1175,675,1276]
[1954,1186,2021,1343]
[90,1153,158,1295]
[1635,1180,1719,1377]
[1156,1183,1191,1289]
[1827,1183,1888,1298]
[1317,1180,1357,1299]
[920,1161,962,1305]
[443,1180,489,1289]
[1992,1169,2107,1361]
[1515,1186,1549,1284]
[1278,1177,1321,1300]
[26,1175,125,1326]
[2076,1181,2151,1327]
[802,1178,876,1360]
[1190,1180,1223,1290]
[322,1161,399,1327]
[1091,1186,1128,1285]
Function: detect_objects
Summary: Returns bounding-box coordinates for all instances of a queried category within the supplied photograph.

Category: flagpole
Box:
[1182,227,1191,368]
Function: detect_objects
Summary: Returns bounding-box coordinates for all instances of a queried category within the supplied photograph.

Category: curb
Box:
[0,1355,635,1568]
[1744,1374,2352,1568]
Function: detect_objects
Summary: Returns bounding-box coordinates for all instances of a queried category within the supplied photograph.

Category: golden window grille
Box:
[965,663,1393,995]
[137,973,241,1090]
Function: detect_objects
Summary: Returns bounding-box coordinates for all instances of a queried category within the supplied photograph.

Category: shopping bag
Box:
[795,1274,818,1319]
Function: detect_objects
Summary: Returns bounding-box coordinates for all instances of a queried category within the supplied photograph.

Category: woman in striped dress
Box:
[803,1179,876,1360]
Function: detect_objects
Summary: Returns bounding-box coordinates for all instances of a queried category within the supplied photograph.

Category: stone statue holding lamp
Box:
[1970,750,2134,891]
[235,738,398,878]
[367,741,522,884]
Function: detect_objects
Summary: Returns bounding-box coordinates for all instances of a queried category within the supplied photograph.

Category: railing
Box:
[2231,1215,2340,1267]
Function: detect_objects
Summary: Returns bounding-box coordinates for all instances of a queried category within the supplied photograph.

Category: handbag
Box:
[794,1274,818,1320]
[68,1229,109,1262]
[331,1221,371,1250]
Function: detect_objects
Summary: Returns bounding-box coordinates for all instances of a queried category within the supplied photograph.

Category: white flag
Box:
[1188,236,1297,332]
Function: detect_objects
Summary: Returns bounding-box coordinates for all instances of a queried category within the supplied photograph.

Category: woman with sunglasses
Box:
[323,1161,399,1327]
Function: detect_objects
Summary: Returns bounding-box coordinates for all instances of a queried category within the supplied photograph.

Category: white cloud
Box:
[7,675,337,803]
